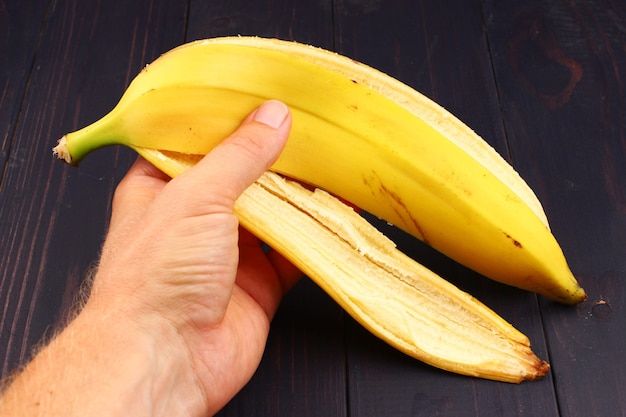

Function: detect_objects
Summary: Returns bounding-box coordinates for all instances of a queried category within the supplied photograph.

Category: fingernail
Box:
[253,100,289,129]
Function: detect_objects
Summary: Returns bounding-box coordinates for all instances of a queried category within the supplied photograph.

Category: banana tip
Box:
[532,360,551,380]
[53,136,73,164]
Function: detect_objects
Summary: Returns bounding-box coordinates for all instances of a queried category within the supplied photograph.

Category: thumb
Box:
[171,100,292,212]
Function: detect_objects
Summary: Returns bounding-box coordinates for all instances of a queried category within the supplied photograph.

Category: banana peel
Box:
[52,36,586,382]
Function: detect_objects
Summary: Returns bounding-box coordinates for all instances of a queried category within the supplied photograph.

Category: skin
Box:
[0,100,301,416]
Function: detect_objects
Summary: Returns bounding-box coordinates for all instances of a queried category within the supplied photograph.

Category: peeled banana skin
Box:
[52,36,588,382]
[54,36,585,305]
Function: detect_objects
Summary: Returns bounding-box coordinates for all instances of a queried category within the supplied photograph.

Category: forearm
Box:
[0,302,206,417]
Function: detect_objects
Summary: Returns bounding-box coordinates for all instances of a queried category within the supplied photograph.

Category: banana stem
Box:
[52,136,72,164]
[53,111,125,165]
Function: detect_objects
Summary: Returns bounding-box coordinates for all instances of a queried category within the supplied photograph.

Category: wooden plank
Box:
[217,279,347,417]
[186,2,348,416]
[333,0,558,415]
[3,0,623,415]
[0,4,50,370]
[0,2,49,178]
[483,1,626,415]
[0,0,187,379]
[187,0,334,44]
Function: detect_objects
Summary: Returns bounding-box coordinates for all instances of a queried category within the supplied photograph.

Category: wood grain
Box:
[334,1,556,415]
[1,0,625,416]
[484,1,626,415]
[0,0,187,377]
[0,2,48,181]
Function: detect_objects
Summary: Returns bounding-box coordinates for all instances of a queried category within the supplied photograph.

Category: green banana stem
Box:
[53,111,124,165]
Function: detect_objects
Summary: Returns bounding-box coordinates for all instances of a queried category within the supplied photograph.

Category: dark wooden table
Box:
[2,1,625,416]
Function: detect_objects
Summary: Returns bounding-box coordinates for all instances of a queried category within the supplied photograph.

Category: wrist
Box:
[0,298,208,417]
[77,299,209,417]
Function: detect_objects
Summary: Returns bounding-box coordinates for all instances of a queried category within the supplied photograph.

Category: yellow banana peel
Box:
[53,36,585,382]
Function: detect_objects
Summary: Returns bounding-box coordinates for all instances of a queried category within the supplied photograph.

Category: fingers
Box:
[266,249,304,293]
[238,228,303,296]
[203,99,291,200]
[170,100,292,214]
[115,157,170,200]
[236,228,304,320]
[109,157,171,228]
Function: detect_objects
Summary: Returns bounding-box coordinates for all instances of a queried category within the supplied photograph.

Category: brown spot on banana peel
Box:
[362,172,430,245]
[379,182,430,245]
[504,232,523,249]
[529,359,551,381]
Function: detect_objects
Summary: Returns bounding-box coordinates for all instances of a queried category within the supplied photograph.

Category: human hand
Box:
[84,100,301,415]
